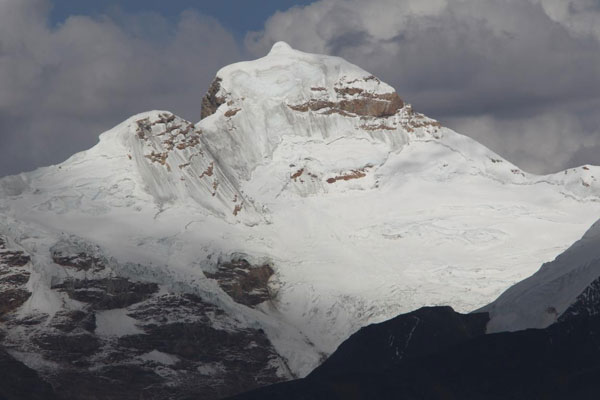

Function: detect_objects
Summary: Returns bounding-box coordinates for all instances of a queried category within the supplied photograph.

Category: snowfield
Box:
[1,42,600,377]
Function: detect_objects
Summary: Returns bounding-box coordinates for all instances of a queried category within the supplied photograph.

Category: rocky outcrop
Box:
[51,251,104,272]
[325,167,370,184]
[0,290,30,316]
[0,237,31,316]
[32,333,102,362]
[119,320,282,397]
[52,278,159,310]
[201,78,226,120]
[50,310,96,333]
[205,259,275,307]
[559,275,600,322]
[0,240,287,400]
[129,111,259,223]
[286,74,404,119]
[0,239,56,397]
[3,290,287,400]
[135,112,201,171]
[289,91,403,118]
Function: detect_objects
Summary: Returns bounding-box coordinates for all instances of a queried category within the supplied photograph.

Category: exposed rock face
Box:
[325,167,370,184]
[119,321,282,397]
[0,238,288,400]
[0,289,30,316]
[32,333,102,362]
[50,239,107,272]
[50,310,96,333]
[129,111,256,223]
[4,289,286,400]
[52,278,159,310]
[288,77,404,118]
[205,259,275,307]
[559,275,600,322]
[201,77,226,119]
[52,250,104,272]
[0,251,30,268]
[0,237,31,316]
[0,239,57,398]
[288,93,403,118]
[37,292,285,400]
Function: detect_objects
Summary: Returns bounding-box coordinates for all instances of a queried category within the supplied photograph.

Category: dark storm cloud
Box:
[247,0,600,173]
[0,0,243,176]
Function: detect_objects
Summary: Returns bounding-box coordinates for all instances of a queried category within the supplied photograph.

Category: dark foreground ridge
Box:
[0,347,57,400]
[231,306,600,400]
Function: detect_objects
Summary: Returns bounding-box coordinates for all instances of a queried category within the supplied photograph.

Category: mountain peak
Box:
[268,41,294,55]
[213,41,400,102]
[196,45,445,197]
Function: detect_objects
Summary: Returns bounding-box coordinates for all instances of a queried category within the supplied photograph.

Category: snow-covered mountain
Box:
[1,42,600,398]
[482,218,600,332]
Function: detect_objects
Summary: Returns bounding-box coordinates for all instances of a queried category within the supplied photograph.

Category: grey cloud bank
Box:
[0,0,243,176]
[247,0,600,173]
[1,0,599,176]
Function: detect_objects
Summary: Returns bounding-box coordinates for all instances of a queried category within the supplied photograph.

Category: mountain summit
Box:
[1,43,600,398]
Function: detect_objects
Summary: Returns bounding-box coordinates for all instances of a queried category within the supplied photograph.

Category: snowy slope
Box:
[1,42,600,381]
[482,218,600,333]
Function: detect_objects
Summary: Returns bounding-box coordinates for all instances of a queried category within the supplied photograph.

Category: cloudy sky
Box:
[1,0,599,177]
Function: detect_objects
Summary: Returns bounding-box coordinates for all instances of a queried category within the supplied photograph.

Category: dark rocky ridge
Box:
[0,238,288,400]
[559,275,600,322]
[309,306,489,379]
[51,250,104,272]
[0,238,31,317]
[232,307,600,400]
[0,347,58,400]
[288,90,404,118]
[52,278,159,310]
[3,287,286,400]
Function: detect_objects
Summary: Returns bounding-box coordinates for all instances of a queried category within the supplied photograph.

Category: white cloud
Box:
[246,0,600,173]
[0,0,243,176]
[2,0,600,176]
[534,0,600,40]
